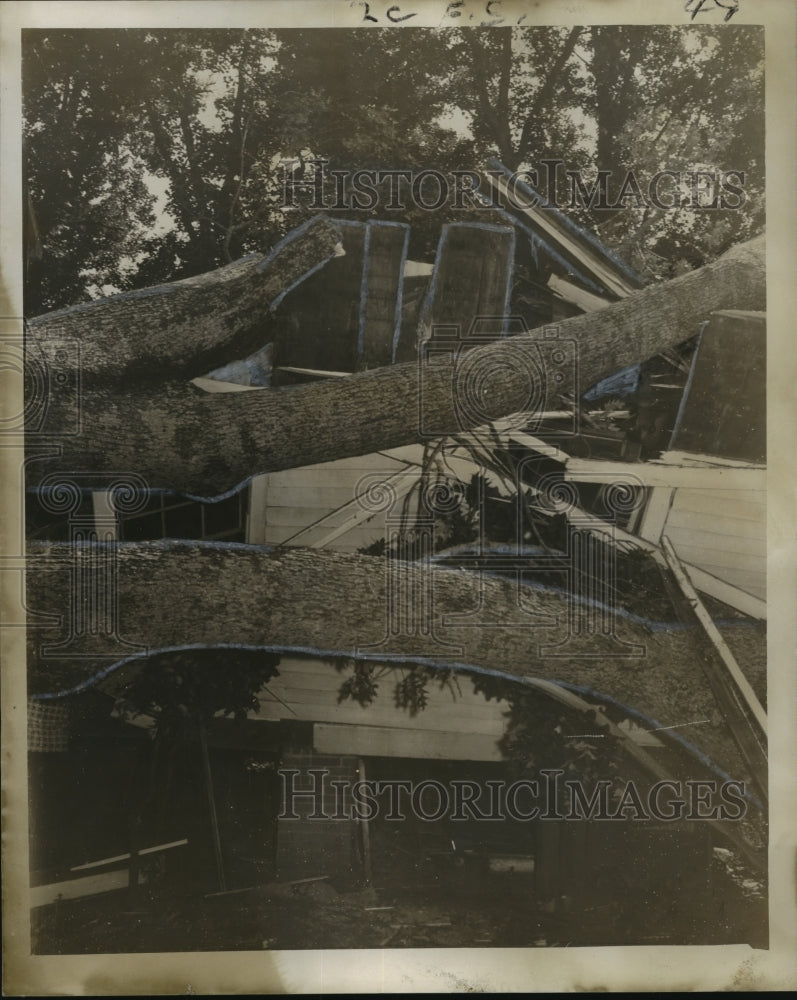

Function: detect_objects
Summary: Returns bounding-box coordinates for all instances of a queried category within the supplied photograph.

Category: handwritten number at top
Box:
[685,0,740,22]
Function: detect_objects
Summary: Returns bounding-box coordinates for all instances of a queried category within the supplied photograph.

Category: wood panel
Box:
[670,489,765,520]
[671,311,765,464]
[564,461,765,491]
[263,523,385,550]
[273,222,366,373]
[256,698,507,737]
[665,506,767,541]
[255,660,509,738]
[664,525,766,557]
[687,566,766,599]
[360,222,409,367]
[314,722,503,762]
[663,487,766,601]
[664,540,764,574]
[263,485,381,509]
[264,467,406,488]
[419,223,515,342]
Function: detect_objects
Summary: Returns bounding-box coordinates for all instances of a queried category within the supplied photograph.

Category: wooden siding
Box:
[663,488,766,601]
[314,722,502,762]
[418,222,515,343]
[247,447,426,554]
[255,657,510,747]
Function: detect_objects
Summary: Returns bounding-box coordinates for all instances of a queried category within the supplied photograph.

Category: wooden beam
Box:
[661,536,767,735]
[657,450,766,470]
[276,366,351,379]
[683,565,766,621]
[31,869,137,908]
[547,274,612,313]
[483,171,636,299]
[562,505,766,620]
[563,459,765,490]
[637,488,675,545]
[69,838,188,872]
[313,721,502,761]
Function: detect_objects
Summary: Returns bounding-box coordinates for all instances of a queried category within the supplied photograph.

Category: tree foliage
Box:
[23,24,764,312]
[117,647,281,744]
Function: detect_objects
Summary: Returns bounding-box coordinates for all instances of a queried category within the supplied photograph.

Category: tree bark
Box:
[27,234,765,497]
[26,541,762,783]
[27,214,341,383]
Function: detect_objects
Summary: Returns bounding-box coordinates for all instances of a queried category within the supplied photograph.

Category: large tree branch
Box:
[26,540,763,783]
[27,234,765,497]
[27,214,341,384]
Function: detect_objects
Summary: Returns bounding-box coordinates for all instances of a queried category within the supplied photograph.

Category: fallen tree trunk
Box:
[26,234,765,496]
[27,215,342,383]
[26,540,765,783]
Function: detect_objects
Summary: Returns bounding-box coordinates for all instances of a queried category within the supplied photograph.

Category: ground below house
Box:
[31,842,766,953]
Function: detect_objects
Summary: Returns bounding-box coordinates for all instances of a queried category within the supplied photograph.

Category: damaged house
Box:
[25,161,767,950]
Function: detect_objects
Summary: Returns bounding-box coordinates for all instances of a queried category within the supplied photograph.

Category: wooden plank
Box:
[275,366,351,378]
[313,722,503,761]
[418,223,514,342]
[482,171,636,299]
[661,536,767,734]
[192,376,264,394]
[357,758,373,885]
[70,839,188,872]
[637,488,674,545]
[360,222,409,367]
[658,450,766,470]
[670,489,765,522]
[256,698,507,736]
[31,869,138,908]
[563,459,765,490]
[547,274,612,313]
[246,474,269,544]
[665,526,765,558]
[665,507,767,541]
[562,504,767,618]
[666,542,764,574]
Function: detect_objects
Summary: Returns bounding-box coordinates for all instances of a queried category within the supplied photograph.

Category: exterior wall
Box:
[664,487,766,602]
[247,447,425,554]
[256,657,509,763]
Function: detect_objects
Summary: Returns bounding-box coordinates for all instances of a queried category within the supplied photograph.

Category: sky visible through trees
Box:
[23,25,764,314]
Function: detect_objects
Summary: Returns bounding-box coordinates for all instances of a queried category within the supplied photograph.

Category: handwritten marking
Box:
[685,0,740,22]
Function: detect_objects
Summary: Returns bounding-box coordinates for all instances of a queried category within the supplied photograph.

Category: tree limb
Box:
[26,540,760,782]
[27,214,342,384]
[27,234,765,496]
